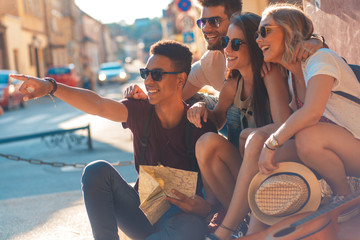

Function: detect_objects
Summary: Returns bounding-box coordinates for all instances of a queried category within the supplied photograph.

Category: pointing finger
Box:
[9,74,32,82]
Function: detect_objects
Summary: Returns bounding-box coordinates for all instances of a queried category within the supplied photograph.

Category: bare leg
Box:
[214,131,300,240]
[295,123,360,196]
[196,132,242,209]
[239,128,255,158]
[214,130,269,240]
[202,177,221,211]
[246,214,268,235]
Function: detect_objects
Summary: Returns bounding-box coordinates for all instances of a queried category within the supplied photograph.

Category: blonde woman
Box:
[249,3,360,233]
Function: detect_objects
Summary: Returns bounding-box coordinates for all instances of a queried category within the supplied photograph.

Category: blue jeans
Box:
[202,94,241,147]
[81,160,208,240]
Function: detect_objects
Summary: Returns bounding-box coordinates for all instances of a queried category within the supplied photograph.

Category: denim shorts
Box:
[202,94,242,147]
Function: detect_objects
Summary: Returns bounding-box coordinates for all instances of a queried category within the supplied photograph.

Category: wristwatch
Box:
[267,134,281,149]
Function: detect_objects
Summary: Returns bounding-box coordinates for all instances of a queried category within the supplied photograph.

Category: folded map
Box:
[138,165,198,225]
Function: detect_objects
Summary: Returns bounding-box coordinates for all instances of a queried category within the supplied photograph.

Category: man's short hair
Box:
[197,0,243,18]
[150,40,193,77]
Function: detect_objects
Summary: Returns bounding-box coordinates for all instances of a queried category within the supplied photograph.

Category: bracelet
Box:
[264,143,276,151]
[45,77,57,95]
[219,223,237,234]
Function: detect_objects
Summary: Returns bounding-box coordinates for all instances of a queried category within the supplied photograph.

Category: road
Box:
[0,62,144,240]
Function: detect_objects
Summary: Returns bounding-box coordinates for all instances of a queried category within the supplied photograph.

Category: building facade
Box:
[0,0,117,77]
[0,0,48,77]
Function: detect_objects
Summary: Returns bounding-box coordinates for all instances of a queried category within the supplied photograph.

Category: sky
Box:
[75,0,174,24]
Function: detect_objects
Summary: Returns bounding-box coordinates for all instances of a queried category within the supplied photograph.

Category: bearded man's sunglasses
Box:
[196,17,223,29]
[221,36,246,51]
[255,25,280,39]
[140,68,182,82]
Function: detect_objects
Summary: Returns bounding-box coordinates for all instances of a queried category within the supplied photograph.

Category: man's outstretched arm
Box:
[11,74,128,123]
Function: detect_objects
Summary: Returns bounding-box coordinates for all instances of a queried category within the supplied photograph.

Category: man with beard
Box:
[183,0,242,99]
[182,0,243,147]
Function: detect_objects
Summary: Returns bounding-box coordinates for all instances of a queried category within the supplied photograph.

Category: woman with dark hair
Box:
[188,12,292,239]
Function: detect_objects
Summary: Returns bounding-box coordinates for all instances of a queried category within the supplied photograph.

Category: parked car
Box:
[0,70,26,110]
[97,62,129,85]
[46,64,80,87]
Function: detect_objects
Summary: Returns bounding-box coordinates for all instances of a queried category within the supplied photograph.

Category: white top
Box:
[301,48,360,139]
[187,50,226,92]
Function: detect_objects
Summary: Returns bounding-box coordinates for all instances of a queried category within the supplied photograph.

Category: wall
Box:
[243,0,269,15]
[2,14,22,71]
[0,0,19,17]
[81,13,102,70]
[303,0,360,64]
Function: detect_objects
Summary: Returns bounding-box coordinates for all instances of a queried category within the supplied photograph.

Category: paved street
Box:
[0,62,144,240]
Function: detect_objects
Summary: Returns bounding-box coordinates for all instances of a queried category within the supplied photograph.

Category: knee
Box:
[195,132,221,165]
[295,127,320,161]
[81,160,112,188]
[243,130,268,151]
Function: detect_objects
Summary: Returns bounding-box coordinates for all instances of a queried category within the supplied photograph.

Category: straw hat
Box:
[248,162,321,225]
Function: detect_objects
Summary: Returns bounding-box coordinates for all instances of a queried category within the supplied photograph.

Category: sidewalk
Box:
[1,190,133,240]
[1,191,92,240]
[0,118,135,239]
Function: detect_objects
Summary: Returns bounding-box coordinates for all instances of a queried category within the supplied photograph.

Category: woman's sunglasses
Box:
[221,36,246,51]
[255,25,280,39]
[140,68,182,82]
[196,17,222,29]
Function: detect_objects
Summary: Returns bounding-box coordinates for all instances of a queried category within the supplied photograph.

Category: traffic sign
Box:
[176,13,195,32]
[183,32,195,43]
[177,0,191,12]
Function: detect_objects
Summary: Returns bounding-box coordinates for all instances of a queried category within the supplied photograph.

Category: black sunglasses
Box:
[196,17,222,29]
[140,68,182,82]
[255,25,280,39]
[221,36,246,51]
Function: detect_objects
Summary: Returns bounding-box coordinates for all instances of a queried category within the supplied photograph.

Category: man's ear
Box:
[177,72,187,87]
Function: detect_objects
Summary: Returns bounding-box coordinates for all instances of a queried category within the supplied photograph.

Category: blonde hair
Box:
[262,4,314,63]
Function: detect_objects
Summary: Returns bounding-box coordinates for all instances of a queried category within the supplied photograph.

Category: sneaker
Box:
[318,177,360,207]
[347,176,360,194]
[330,195,360,223]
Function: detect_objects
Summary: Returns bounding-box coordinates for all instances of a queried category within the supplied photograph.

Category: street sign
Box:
[176,13,195,32]
[183,32,195,43]
[177,0,191,12]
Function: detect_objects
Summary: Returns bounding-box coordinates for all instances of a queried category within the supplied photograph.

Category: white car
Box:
[97,62,129,85]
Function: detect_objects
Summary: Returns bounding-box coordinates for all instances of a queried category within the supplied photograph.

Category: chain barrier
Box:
[0,153,133,168]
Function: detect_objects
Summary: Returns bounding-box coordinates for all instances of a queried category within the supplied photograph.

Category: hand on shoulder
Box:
[187,101,207,128]
[292,37,324,62]
[123,84,147,100]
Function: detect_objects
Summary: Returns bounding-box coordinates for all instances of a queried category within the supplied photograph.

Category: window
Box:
[13,49,19,71]
[29,45,34,66]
